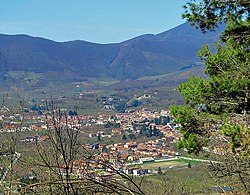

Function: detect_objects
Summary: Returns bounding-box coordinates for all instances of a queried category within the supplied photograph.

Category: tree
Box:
[68,110,77,116]
[153,126,158,136]
[157,167,162,175]
[113,123,120,128]
[161,116,169,125]
[104,122,112,128]
[128,133,136,140]
[115,102,127,113]
[122,134,127,140]
[182,0,250,39]
[154,117,160,125]
[0,92,25,194]
[97,133,101,141]
[170,0,250,193]
[130,100,141,107]
[102,145,109,153]
[22,100,145,194]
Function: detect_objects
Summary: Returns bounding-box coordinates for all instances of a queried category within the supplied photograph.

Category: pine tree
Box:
[170,0,250,193]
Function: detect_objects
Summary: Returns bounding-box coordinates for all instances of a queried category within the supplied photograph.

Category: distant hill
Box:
[0,22,224,81]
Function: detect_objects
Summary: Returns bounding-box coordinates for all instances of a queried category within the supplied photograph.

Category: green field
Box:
[138,158,200,170]
[133,164,233,195]
[141,160,185,170]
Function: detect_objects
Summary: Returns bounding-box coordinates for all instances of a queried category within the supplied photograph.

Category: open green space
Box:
[135,164,234,194]
[140,161,185,170]
[139,158,200,170]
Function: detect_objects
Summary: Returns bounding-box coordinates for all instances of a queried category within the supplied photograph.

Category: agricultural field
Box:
[136,164,233,194]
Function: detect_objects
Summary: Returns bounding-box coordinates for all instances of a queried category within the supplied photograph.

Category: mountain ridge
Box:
[0,22,224,81]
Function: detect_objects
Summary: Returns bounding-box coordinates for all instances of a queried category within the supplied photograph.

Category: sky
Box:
[0,0,186,43]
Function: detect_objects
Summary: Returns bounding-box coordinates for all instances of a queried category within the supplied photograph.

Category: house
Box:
[123,167,135,175]
[120,154,129,162]
[132,168,149,176]
[127,155,135,161]
[122,167,148,176]
[213,144,229,155]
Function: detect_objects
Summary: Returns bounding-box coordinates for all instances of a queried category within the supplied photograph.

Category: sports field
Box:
[140,160,189,170]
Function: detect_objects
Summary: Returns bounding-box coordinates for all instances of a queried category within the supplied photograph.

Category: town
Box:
[0,105,185,179]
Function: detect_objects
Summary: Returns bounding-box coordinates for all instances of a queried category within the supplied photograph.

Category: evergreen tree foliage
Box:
[172,0,250,155]
[158,167,162,175]
[183,0,250,38]
[122,134,127,140]
[171,0,250,192]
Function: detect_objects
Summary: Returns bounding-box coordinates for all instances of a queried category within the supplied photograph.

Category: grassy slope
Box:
[0,66,206,115]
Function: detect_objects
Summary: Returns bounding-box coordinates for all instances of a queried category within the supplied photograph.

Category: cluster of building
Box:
[0,107,182,177]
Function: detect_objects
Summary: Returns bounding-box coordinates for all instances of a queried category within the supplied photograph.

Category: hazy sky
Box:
[0,0,186,43]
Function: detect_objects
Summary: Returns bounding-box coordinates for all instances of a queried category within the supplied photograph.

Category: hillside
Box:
[0,22,224,81]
